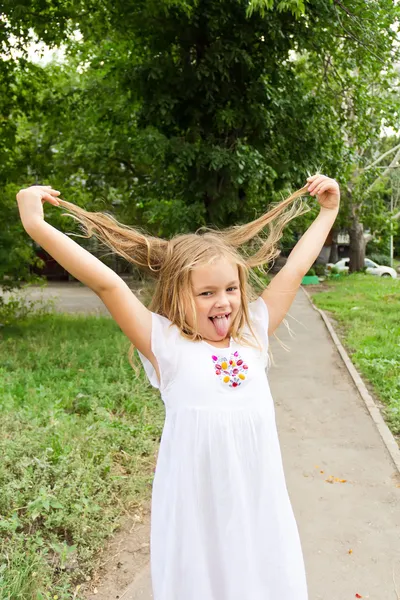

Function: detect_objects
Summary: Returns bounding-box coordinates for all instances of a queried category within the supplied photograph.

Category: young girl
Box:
[16,174,340,600]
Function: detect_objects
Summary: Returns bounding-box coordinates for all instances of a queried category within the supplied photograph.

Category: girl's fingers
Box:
[42,193,60,205]
[314,183,329,195]
[307,176,326,193]
[306,174,321,183]
[310,180,334,195]
[38,185,60,194]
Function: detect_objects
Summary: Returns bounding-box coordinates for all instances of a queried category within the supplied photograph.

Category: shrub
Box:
[0,292,55,326]
[329,266,340,275]
[368,253,391,267]
[313,264,326,277]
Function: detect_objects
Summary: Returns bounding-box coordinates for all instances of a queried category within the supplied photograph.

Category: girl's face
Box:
[188,258,241,343]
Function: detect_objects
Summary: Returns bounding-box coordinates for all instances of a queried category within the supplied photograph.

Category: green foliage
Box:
[0,292,56,326]
[313,264,326,277]
[0,312,164,598]
[1,0,399,282]
[328,266,343,276]
[247,0,306,18]
[368,253,392,267]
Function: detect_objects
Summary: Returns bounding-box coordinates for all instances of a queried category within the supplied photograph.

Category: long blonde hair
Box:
[57,185,310,373]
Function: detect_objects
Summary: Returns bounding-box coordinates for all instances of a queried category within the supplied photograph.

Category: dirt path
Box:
[82,508,152,599]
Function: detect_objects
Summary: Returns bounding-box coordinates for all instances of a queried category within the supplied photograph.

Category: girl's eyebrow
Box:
[196,280,239,291]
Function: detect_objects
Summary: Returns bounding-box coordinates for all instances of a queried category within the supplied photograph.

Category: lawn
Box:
[308,272,400,438]
[0,313,164,599]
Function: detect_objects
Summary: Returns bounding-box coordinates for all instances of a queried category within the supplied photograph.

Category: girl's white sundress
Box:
[137,297,308,600]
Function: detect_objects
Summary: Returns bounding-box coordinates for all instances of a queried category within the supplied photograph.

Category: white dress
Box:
[138,297,308,600]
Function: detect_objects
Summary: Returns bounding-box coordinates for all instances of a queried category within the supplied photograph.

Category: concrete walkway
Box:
[9,283,400,599]
[117,288,400,600]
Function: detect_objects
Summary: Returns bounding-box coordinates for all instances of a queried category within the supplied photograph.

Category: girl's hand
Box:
[16,185,61,228]
[306,174,340,211]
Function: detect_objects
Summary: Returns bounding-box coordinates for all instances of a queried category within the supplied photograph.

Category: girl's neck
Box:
[202,336,231,349]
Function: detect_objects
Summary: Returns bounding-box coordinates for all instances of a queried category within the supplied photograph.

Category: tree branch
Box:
[333,0,355,18]
[366,145,400,194]
[361,142,400,172]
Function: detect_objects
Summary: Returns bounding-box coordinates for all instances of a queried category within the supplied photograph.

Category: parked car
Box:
[326,258,397,279]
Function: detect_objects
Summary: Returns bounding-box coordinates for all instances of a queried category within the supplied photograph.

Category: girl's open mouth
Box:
[209,313,231,336]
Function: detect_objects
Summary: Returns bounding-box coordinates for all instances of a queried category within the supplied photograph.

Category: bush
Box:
[368,253,391,267]
[305,267,316,276]
[0,292,55,326]
[313,264,326,277]
[329,266,341,275]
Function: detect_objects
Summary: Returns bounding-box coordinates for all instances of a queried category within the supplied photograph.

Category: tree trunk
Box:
[348,215,366,272]
[329,233,339,263]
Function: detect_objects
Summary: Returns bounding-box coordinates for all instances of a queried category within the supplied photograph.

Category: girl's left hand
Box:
[306,174,340,211]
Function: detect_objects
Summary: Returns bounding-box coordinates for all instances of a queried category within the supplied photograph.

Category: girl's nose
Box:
[215,295,230,308]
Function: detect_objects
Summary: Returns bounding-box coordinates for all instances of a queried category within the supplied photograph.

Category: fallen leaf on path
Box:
[348,549,353,554]
[325,475,347,484]
[355,594,362,598]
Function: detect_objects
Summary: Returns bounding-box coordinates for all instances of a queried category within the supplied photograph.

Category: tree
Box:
[289,1,400,271]
[1,0,399,292]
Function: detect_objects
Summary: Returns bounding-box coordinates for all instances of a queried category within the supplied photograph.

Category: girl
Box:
[16,174,340,600]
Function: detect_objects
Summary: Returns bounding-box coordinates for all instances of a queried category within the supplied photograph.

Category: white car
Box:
[326,258,397,279]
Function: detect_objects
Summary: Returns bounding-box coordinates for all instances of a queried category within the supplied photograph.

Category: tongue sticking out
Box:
[210,315,230,337]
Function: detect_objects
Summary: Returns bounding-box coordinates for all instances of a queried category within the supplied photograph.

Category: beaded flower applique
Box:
[211,350,248,388]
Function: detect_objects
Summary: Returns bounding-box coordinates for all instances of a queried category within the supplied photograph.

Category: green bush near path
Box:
[309,273,400,437]
[0,314,164,599]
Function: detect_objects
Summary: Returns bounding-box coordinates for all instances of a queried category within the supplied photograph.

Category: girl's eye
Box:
[201,287,238,296]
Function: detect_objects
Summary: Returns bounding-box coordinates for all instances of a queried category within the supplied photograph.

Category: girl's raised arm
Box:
[261,175,340,337]
[16,186,158,377]
[17,185,125,294]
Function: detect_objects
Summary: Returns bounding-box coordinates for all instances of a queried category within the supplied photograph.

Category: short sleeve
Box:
[137,312,180,392]
[248,296,270,369]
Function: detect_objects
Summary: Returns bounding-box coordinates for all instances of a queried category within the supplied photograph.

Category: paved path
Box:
[8,283,400,599]
[2,281,110,315]
[120,288,400,600]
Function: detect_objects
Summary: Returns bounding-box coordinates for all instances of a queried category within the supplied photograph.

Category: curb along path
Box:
[302,285,400,476]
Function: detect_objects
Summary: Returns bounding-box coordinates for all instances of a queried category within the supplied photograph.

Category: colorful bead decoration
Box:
[211,350,248,388]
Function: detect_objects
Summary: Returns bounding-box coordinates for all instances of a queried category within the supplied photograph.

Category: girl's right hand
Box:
[16,185,61,228]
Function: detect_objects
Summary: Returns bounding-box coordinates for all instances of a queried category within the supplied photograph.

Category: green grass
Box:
[0,314,164,599]
[309,272,400,437]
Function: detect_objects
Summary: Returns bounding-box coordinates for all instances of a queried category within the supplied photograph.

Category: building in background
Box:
[316,229,371,265]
